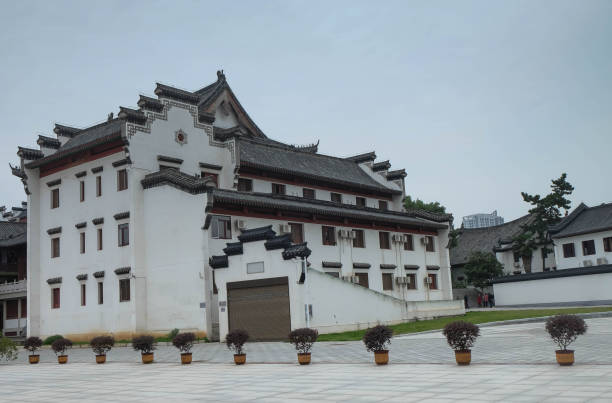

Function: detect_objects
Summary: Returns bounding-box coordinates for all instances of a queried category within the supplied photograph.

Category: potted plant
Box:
[91,335,115,364]
[24,336,43,364]
[288,328,319,365]
[363,325,392,365]
[172,332,196,364]
[442,321,480,365]
[133,335,156,364]
[225,329,249,365]
[545,314,587,366]
[51,337,73,364]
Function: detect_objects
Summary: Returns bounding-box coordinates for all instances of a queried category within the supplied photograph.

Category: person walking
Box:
[477,293,482,308]
[489,293,495,308]
[464,295,469,309]
[483,293,489,308]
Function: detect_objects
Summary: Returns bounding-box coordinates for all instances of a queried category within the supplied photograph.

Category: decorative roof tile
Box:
[238,225,276,243]
[17,147,44,161]
[47,277,62,285]
[282,243,311,260]
[404,264,419,270]
[0,222,27,247]
[92,217,104,225]
[118,106,147,125]
[91,166,103,174]
[158,155,184,165]
[37,135,61,149]
[114,267,131,275]
[141,169,215,194]
[322,261,342,268]
[93,271,105,278]
[46,179,61,187]
[223,242,243,256]
[113,212,130,220]
[155,83,199,104]
[372,161,391,172]
[209,255,228,269]
[75,222,87,229]
[75,171,87,178]
[264,234,292,250]
[112,158,130,168]
[345,152,376,164]
[353,262,371,269]
[47,226,62,235]
[76,274,88,281]
[426,265,440,270]
[380,264,397,270]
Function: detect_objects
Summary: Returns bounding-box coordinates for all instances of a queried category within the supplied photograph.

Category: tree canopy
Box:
[404,196,447,215]
[463,251,504,292]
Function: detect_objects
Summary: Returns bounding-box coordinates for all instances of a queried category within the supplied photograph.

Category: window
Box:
[379,200,388,210]
[96,176,102,197]
[604,237,612,252]
[97,282,104,305]
[52,288,60,309]
[247,261,264,274]
[356,197,366,207]
[80,284,86,306]
[356,273,369,288]
[290,223,304,244]
[51,238,60,258]
[322,226,336,246]
[117,169,128,191]
[404,235,414,251]
[272,183,286,195]
[80,181,85,202]
[202,172,218,187]
[119,279,130,302]
[382,273,393,290]
[80,232,85,254]
[237,178,253,192]
[97,228,103,250]
[406,273,417,290]
[582,240,596,256]
[352,229,365,248]
[379,231,390,249]
[51,188,59,209]
[425,236,435,252]
[211,215,232,239]
[118,223,129,247]
[6,300,18,319]
[428,273,438,290]
[303,188,315,199]
[330,193,342,204]
[326,271,340,278]
[212,271,218,294]
[20,299,26,318]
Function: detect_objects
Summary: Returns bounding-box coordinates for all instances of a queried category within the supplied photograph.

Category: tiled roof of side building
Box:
[0,222,27,247]
[549,202,612,239]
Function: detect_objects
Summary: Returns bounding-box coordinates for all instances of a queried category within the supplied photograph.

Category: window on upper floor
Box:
[582,240,596,256]
[382,273,394,290]
[51,238,60,258]
[379,231,390,250]
[202,172,218,187]
[356,197,366,207]
[237,178,253,192]
[80,283,86,306]
[97,228,103,251]
[80,181,85,202]
[51,287,60,309]
[272,183,286,195]
[303,188,315,199]
[119,279,130,302]
[356,273,369,288]
[352,229,365,248]
[321,226,336,246]
[51,188,59,209]
[96,176,102,197]
[425,236,435,252]
[330,193,342,204]
[117,169,128,191]
[406,273,417,290]
[80,232,85,254]
[404,235,414,251]
[604,237,612,252]
[427,273,438,290]
[289,223,304,244]
[98,282,104,305]
[379,200,388,210]
[210,215,232,239]
[118,223,129,247]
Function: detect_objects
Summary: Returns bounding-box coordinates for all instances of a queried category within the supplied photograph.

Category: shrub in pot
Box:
[0,336,18,362]
[225,329,249,365]
[545,314,587,366]
[91,335,115,364]
[442,321,480,365]
[363,325,392,365]
[288,328,319,365]
[51,338,73,364]
[133,335,156,364]
[24,336,43,364]
[172,332,196,364]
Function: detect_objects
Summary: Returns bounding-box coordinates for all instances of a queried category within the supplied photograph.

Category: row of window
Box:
[51,223,129,258]
[562,237,612,258]
[326,272,438,291]
[50,169,128,209]
[50,278,130,309]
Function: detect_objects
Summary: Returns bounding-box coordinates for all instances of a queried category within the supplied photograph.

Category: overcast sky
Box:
[1,0,610,223]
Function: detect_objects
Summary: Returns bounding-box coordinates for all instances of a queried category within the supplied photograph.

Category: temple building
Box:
[13,71,462,341]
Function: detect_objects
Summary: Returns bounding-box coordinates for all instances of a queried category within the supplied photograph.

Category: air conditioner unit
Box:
[583,260,593,267]
[279,224,291,234]
[343,275,359,284]
[420,237,430,246]
[349,230,357,240]
[402,235,410,243]
[424,277,432,285]
[395,277,407,285]
[338,229,350,238]
[392,234,404,243]
[235,219,247,231]
[513,262,520,268]
[597,257,609,265]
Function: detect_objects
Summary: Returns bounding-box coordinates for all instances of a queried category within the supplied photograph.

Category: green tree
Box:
[404,196,447,215]
[463,252,504,292]
[0,336,18,361]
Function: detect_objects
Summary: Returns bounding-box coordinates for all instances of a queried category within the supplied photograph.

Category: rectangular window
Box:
[51,188,59,209]
[382,273,394,290]
[272,183,286,195]
[119,278,130,302]
[117,169,128,191]
[321,226,336,246]
[379,200,388,210]
[237,178,253,192]
[330,193,342,204]
[97,282,104,305]
[379,231,390,249]
[211,215,232,239]
[356,273,369,288]
[247,261,265,274]
[290,223,304,244]
[97,228,103,250]
[352,229,365,248]
[21,299,26,318]
[96,176,102,197]
[80,181,85,202]
[582,240,596,256]
[51,237,60,258]
[118,223,129,247]
[355,197,366,207]
[425,236,435,252]
[404,235,414,251]
[80,284,86,306]
[212,271,218,294]
[302,188,315,199]
[428,273,438,290]
[80,232,85,254]
[202,172,218,186]
[6,300,18,319]
[406,274,417,290]
[604,237,612,252]
[52,288,60,309]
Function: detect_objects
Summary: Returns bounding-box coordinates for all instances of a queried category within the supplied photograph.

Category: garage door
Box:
[227,277,291,341]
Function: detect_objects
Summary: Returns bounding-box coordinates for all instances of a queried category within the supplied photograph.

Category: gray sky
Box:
[1,0,611,223]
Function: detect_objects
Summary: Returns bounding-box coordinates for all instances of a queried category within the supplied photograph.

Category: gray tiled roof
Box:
[0,222,26,247]
[59,119,123,153]
[549,203,612,239]
[141,169,215,194]
[449,214,533,267]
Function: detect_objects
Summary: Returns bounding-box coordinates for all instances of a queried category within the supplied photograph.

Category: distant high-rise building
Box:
[462,210,504,229]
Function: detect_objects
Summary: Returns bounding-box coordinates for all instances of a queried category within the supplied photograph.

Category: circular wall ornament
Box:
[175,129,188,145]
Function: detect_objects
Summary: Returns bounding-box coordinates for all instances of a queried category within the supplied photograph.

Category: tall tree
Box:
[463,252,504,293]
[404,196,447,215]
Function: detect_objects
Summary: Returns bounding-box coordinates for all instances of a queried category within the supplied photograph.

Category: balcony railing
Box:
[0,279,26,295]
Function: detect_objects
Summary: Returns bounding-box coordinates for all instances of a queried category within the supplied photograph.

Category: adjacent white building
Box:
[14,71,463,341]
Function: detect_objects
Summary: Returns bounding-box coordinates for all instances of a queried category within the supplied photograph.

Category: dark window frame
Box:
[355,197,366,207]
[237,178,253,192]
[330,193,342,204]
[379,231,391,250]
[562,243,576,258]
[79,181,85,202]
[97,282,104,305]
[51,237,60,258]
[378,200,388,210]
[271,183,286,195]
[80,283,86,306]
[321,226,336,246]
[117,169,128,191]
[352,229,365,248]
[428,273,438,290]
[96,176,102,197]
[51,287,60,309]
[119,278,130,302]
[425,236,435,252]
[289,222,304,244]
[80,232,85,254]
[302,188,315,199]
[406,273,417,290]
[404,235,414,251]
[582,240,596,256]
[118,223,129,247]
[51,188,60,209]
[211,215,232,240]
[382,273,394,290]
[97,228,103,251]
[603,237,612,253]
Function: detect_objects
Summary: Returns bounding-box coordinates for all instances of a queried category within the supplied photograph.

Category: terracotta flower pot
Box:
[141,352,154,364]
[454,350,471,366]
[96,355,107,364]
[234,354,246,365]
[58,355,68,364]
[297,353,311,365]
[29,355,40,364]
[556,350,574,366]
[374,350,389,365]
[181,353,192,365]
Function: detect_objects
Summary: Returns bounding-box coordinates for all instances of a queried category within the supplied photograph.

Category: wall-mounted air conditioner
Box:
[338,229,350,238]
[420,237,430,246]
[392,234,404,243]
[583,260,593,267]
[343,275,359,284]
[235,219,247,231]
[279,224,291,234]
[424,277,432,285]
[349,230,357,240]
[395,277,407,285]
[597,257,608,265]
